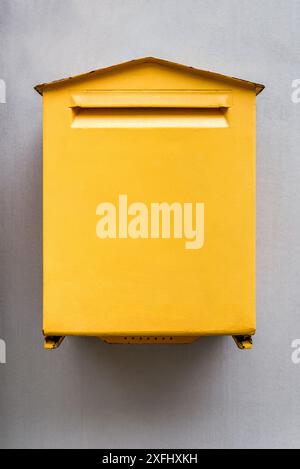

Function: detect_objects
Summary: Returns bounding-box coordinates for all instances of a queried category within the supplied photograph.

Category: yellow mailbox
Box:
[35,57,264,350]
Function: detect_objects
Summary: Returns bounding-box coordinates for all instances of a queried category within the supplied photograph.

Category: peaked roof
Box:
[34,56,265,96]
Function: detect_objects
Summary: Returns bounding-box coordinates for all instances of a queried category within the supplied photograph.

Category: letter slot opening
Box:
[70,90,231,129]
[71,107,229,129]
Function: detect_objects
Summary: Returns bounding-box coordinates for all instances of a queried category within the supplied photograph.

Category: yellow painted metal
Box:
[36,57,264,348]
[70,90,233,108]
[44,336,65,350]
[102,336,199,344]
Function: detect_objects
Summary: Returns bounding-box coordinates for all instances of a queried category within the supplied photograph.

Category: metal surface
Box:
[38,58,261,346]
[34,57,265,97]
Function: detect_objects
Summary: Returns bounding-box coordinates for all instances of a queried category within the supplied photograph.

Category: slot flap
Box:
[71,90,232,109]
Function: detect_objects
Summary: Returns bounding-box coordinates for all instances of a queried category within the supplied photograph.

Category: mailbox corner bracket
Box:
[232,335,253,350]
[44,335,65,350]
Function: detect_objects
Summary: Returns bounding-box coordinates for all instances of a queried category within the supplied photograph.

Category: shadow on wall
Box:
[68,335,229,413]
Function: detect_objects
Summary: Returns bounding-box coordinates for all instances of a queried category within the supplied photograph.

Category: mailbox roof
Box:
[34,56,265,96]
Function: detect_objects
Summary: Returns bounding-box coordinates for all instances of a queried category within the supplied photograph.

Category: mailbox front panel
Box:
[42,61,256,339]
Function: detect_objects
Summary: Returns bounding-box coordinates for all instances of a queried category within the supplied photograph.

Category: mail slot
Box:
[35,57,264,350]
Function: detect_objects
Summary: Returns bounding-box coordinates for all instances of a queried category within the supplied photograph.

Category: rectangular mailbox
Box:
[35,57,264,349]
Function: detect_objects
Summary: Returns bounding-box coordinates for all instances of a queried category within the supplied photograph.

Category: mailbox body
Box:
[37,58,263,347]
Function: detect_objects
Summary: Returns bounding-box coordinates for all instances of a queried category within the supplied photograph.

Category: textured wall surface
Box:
[1,0,300,449]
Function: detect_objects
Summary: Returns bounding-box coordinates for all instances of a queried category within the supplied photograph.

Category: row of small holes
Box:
[123,337,173,341]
